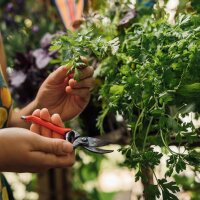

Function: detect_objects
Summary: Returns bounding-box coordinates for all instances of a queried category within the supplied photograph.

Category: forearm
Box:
[8,100,39,128]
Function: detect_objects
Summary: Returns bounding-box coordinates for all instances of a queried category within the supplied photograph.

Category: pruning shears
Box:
[21,115,113,154]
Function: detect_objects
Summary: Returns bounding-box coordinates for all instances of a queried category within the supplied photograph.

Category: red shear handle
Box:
[21,115,71,136]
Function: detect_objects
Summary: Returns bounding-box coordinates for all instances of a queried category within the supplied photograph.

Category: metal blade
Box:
[73,137,112,148]
[83,146,114,154]
[85,137,112,147]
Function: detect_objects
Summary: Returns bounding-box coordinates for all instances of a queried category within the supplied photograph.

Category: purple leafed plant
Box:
[9,33,59,106]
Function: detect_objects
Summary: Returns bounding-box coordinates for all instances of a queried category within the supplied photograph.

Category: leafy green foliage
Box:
[166,154,186,177]
[191,0,200,13]
[144,179,180,200]
[0,0,62,66]
[158,179,180,200]
[166,149,200,177]
[185,150,200,167]
[144,184,160,200]
[119,147,162,169]
[51,1,200,198]
[51,30,119,80]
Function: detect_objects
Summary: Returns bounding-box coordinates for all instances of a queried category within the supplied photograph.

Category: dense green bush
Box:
[52,0,200,199]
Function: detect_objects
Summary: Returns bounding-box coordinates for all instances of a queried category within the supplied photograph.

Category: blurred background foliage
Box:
[0,0,200,200]
[0,0,63,64]
[0,0,64,105]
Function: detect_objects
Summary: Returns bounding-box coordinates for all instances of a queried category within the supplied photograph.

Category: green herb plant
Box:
[51,1,200,199]
[50,30,119,80]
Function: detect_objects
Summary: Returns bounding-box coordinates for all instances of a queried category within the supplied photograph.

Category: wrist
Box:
[8,100,39,128]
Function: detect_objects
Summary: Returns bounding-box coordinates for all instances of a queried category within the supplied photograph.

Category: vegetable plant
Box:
[51,1,200,199]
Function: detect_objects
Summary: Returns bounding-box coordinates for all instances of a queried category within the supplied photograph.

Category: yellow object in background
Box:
[1,87,12,109]
[2,187,9,200]
[0,107,7,128]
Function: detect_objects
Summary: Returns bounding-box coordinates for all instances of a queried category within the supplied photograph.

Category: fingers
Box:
[31,108,52,137]
[66,87,90,98]
[30,151,75,170]
[48,66,69,84]
[66,66,94,81]
[65,67,95,95]
[76,66,94,80]
[40,108,51,137]
[30,136,75,168]
[48,152,75,168]
[48,66,94,88]
[35,136,73,155]
[51,114,64,139]
[31,108,64,139]
[30,109,41,134]
[68,77,95,89]
[68,79,77,88]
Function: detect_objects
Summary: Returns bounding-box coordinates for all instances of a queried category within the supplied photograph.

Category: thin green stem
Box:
[160,129,174,154]
[160,129,186,156]
[151,168,164,194]
[132,108,145,151]
[143,117,153,151]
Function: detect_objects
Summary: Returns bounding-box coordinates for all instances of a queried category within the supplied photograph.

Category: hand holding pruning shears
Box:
[23,108,113,154]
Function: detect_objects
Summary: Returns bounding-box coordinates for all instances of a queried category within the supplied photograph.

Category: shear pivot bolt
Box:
[81,138,88,142]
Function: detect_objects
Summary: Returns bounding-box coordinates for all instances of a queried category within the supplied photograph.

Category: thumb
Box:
[48,66,70,84]
[35,136,74,155]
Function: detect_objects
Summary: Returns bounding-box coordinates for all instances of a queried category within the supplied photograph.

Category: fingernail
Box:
[66,86,72,93]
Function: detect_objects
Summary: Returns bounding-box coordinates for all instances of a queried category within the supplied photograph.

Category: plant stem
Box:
[143,117,153,151]
[160,129,185,156]
[132,108,145,151]
[160,129,174,154]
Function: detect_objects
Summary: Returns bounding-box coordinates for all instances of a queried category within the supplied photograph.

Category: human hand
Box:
[35,65,94,121]
[0,127,75,172]
[30,108,65,139]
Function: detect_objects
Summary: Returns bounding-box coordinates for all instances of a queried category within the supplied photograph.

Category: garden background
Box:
[0,0,200,200]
